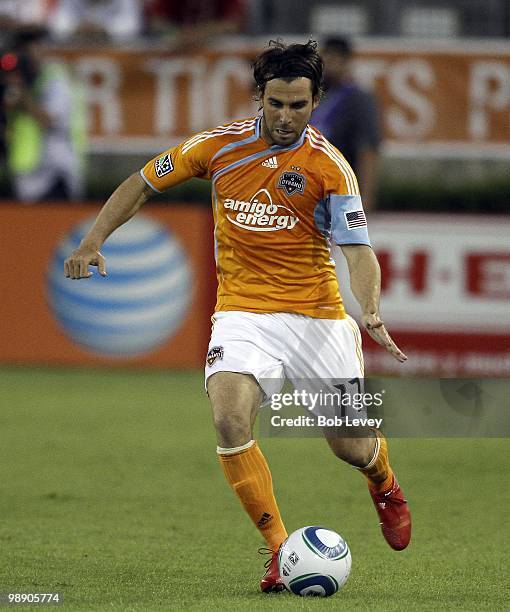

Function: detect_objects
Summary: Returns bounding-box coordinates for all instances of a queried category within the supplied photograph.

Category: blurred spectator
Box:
[0,1,53,29]
[312,37,381,212]
[2,28,86,202]
[0,1,54,46]
[49,0,143,43]
[145,0,245,47]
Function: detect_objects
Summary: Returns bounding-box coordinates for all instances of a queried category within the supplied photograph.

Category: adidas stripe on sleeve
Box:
[140,120,257,193]
[306,127,370,247]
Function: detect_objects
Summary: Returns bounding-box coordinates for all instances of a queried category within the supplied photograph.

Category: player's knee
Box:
[212,409,251,447]
[207,372,261,446]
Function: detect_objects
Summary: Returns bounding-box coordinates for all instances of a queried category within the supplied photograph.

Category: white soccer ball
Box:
[278,526,352,597]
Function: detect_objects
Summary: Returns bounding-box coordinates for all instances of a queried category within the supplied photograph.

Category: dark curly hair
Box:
[252,39,324,100]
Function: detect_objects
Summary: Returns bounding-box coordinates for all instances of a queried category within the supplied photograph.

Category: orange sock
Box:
[218,440,288,550]
[358,431,394,493]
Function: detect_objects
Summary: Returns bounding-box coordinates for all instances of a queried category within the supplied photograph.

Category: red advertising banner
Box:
[0,203,214,367]
[335,214,510,376]
[45,41,510,157]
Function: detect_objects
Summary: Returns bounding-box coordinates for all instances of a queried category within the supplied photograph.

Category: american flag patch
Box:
[154,153,173,178]
[344,210,367,230]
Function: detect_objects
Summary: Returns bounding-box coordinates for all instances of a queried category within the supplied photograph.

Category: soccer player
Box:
[64,40,411,592]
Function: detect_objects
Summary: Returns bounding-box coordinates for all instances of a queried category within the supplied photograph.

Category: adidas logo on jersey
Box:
[262,156,278,168]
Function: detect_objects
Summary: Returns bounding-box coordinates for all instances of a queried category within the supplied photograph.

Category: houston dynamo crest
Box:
[277,171,306,196]
[207,346,224,366]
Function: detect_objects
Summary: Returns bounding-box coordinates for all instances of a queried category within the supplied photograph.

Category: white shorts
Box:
[205,311,364,418]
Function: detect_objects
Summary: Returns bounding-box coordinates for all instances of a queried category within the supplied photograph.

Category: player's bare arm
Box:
[341,244,407,363]
[64,173,154,279]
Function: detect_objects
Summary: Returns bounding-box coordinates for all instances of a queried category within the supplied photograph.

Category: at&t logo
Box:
[47,215,192,357]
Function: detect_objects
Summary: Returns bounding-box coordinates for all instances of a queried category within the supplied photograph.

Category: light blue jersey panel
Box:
[329,194,371,246]
[313,198,331,240]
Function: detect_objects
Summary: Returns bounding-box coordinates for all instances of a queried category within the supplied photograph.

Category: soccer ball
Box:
[278,526,351,597]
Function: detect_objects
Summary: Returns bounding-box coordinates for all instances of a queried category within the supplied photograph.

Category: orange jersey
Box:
[141,117,371,319]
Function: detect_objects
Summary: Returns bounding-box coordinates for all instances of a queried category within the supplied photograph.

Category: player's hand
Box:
[64,247,107,279]
[361,312,407,363]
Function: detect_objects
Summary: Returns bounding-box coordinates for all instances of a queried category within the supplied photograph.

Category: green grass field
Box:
[0,367,507,611]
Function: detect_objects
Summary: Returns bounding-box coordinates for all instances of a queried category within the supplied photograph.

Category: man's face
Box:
[261,77,318,146]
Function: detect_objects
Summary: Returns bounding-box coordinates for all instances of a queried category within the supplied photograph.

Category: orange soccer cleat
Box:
[259,547,285,593]
[369,475,412,551]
